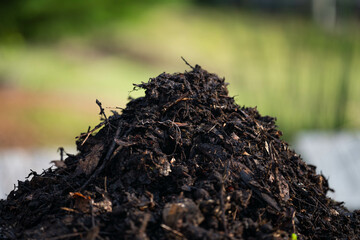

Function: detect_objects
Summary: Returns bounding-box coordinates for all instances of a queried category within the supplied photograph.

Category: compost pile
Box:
[0,64,359,240]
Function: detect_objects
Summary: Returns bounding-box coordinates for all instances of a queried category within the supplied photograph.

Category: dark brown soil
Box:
[0,64,359,239]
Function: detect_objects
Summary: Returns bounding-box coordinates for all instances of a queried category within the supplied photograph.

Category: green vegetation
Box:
[23,105,98,147]
[1,3,359,146]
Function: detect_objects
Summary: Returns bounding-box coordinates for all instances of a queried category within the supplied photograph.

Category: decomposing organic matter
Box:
[1,63,359,239]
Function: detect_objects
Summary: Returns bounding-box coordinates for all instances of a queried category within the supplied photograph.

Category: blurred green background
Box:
[0,0,359,148]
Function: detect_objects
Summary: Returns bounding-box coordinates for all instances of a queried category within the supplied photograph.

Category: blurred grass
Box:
[0,45,155,99]
[23,105,96,146]
[1,4,359,146]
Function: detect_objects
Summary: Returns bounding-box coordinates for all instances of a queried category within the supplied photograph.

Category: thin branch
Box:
[96,99,107,121]
[76,122,106,146]
[160,224,186,239]
[181,56,194,70]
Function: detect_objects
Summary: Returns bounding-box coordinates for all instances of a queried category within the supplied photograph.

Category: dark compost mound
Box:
[1,65,359,240]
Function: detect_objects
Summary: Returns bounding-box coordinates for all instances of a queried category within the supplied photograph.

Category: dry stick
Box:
[104,176,107,192]
[57,147,65,161]
[90,200,95,227]
[96,99,107,121]
[79,120,122,191]
[77,121,106,146]
[162,97,192,113]
[160,224,186,238]
[181,56,195,70]
[292,210,297,233]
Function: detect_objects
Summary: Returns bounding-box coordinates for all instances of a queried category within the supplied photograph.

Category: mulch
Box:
[1,63,359,239]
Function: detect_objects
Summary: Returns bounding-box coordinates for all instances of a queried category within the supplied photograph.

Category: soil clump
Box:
[1,64,359,239]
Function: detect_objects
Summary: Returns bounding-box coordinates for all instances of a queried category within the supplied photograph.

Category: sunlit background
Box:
[1,0,359,208]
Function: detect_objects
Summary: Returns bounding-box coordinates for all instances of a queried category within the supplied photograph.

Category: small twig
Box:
[96,99,107,121]
[76,122,106,146]
[207,124,217,133]
[181,56,194,70]
[90,200,95,227]
[292,210,296,233]
[81,133,92,146]
[104,176,107,192]
[106,106,124,110]
[162,96,192,112]
[61,207,79,213]
[161,224,186,238]
[57,147,65,161]
[79,120,122,191]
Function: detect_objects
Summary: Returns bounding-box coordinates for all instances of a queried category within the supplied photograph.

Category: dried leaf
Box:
[69,192,91,213]
[276,173,290,202]
[260,192,280,211]
[51,160,66,169]
[75,144,104,176]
